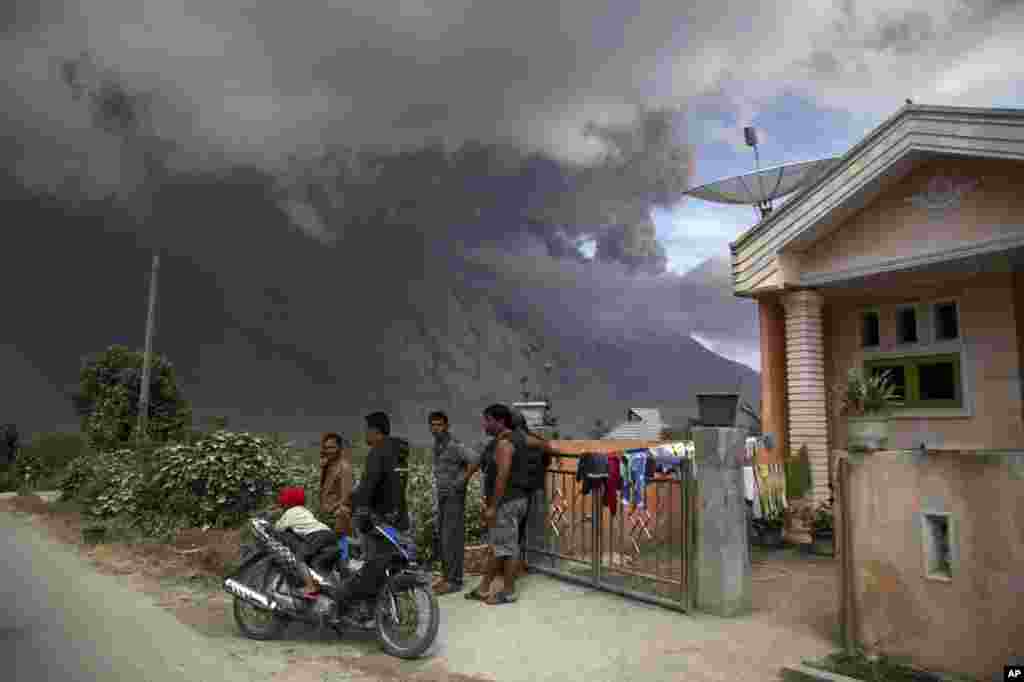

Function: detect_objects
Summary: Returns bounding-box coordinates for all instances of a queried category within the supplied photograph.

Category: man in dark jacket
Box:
[336,412,411,621]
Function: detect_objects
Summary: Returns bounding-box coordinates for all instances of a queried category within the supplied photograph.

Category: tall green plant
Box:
[71,345,192,450]
[836,367,897,417]
[785,444,813,500]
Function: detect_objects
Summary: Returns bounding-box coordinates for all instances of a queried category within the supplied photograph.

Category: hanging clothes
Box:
[623,450,647,508]
[605,455,621,516]
[645,450,656,479]
[620,453,632,506]
[576,453,608,495]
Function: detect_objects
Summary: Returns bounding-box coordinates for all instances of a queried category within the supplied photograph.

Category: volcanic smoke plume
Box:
[0,1,760,438]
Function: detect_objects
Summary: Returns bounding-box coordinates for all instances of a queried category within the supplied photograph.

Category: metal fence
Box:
[523,453,696,612]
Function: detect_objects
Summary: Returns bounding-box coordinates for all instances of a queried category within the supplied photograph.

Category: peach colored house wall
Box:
[825,270,1024,451]
[844,449,1024,680]
[799,158,1024,277]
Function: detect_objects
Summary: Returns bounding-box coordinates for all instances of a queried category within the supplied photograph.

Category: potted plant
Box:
[835,367,898,452]
[811,502,834,556]
[751,487,786,548]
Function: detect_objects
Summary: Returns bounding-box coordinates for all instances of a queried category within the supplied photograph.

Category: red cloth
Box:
[277,486,306,509]
[605,455,621,516]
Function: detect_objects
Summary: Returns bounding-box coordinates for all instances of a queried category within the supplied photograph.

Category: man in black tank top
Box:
[464,404,528,605]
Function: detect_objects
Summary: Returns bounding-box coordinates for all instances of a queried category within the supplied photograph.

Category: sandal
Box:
[464,587,489,601]
[486,591,517,605]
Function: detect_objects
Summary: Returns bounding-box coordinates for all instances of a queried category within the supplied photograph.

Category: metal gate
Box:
[523,454,696,612]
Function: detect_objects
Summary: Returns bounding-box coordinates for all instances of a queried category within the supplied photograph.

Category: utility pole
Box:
[137,251,160,443]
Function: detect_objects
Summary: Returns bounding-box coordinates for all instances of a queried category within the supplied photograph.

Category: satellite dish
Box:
[685,157,842,217]
[684,126,842,220]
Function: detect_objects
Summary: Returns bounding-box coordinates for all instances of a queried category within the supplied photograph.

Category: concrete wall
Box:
[843,449,1024,680]
[800,157,1024,277]
[825,270,1024,451]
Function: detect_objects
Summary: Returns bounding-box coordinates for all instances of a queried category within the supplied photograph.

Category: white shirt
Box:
[274,506,331,536]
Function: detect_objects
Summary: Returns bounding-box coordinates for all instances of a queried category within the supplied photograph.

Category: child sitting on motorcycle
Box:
[273,486,338,599]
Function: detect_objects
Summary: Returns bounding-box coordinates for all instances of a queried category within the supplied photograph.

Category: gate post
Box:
[692,427,753,617]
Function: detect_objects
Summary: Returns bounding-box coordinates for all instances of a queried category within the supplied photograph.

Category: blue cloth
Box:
[623,450,648,507]
[338,536,349,562]
[654,454,683,473]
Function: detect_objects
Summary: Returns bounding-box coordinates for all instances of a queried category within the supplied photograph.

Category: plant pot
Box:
[846,416,889,452]
[82,525,107,545]
[696,393,740,428]
[752,522,785,548]
[811,530,834,556]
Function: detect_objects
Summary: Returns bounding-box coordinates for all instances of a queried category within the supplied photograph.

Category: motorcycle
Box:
[223,514,439,659]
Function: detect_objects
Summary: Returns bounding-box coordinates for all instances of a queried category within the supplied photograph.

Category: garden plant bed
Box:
[797,651,976,682]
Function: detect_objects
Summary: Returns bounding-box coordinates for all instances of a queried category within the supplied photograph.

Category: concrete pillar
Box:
[692,427,752,617]
[782,289,830,503]
[758,296,788,466]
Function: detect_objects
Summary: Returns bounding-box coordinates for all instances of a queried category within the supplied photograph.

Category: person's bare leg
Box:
[471,554,501,598]
[503,558,520,595]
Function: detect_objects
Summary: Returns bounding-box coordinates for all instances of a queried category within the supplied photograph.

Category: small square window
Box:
[934,302,959,341]
[897,307,918,344]
[923,513,953,580]
[861,311,880,348]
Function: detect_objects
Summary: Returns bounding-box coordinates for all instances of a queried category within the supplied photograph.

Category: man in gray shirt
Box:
[429,411,481,595]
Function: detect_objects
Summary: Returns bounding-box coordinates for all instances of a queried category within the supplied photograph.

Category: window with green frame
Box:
[864,353,963,409]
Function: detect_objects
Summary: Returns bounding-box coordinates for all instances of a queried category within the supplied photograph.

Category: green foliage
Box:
[13,448,45,493]
[785,444,813,500]
[809,648,965,682]
[813,501,834,533]
[72,345,192,450]
[836,367,898,417]
[756,486,786,528]
[60,429,310,537]
[23,432,89,475]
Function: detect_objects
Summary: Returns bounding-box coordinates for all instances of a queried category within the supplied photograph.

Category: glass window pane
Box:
[898,308,918,343]
[935,303,959,340]
[862,312,880,347]
[918,361,957,401]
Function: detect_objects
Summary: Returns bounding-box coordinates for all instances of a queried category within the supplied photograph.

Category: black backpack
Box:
[503,428,552,494]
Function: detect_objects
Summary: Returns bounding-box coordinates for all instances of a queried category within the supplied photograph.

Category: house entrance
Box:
[523,453,696,612]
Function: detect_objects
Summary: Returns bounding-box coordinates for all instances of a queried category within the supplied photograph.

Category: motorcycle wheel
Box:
[374,583,439,660]
[232,560,290,641]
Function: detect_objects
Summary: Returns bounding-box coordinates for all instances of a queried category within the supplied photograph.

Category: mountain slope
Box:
[2,172,757,443]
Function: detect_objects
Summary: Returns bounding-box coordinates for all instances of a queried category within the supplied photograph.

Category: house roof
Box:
[604,407,665,440]
[729,104,1024,298]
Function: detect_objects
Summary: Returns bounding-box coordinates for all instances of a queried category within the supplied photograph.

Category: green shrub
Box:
[59,429,311,537]
[785,444,813,499]
[14,447,46,492]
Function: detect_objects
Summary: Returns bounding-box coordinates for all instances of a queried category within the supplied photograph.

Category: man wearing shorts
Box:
[464,404,528,605]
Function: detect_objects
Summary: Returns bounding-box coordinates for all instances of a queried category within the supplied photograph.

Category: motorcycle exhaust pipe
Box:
[223,578,279,612]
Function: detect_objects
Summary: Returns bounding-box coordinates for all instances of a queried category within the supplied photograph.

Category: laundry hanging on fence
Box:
[575,453,608,495]
[605,454,621,516]
[622,449,649,508]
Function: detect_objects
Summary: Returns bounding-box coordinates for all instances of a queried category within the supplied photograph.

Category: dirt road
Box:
[2,495,840,682]
[2,509,279,681]
[1,507,488,682]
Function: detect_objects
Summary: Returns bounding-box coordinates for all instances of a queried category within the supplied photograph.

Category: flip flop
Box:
[486,591,517,605]
[464,587,489,601]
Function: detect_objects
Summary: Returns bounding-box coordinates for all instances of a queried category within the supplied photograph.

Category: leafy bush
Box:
[60,429,312,537]
[14,447,46,492]
[72,345,192,450]
[785,444,813,500]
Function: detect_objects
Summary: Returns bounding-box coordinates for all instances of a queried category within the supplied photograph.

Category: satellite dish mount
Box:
[744,127,773,220]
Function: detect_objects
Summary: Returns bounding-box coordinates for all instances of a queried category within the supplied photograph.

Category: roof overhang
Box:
[730,104,1024,299]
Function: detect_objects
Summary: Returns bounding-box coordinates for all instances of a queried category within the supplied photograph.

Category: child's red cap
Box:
[277,486,306,509]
